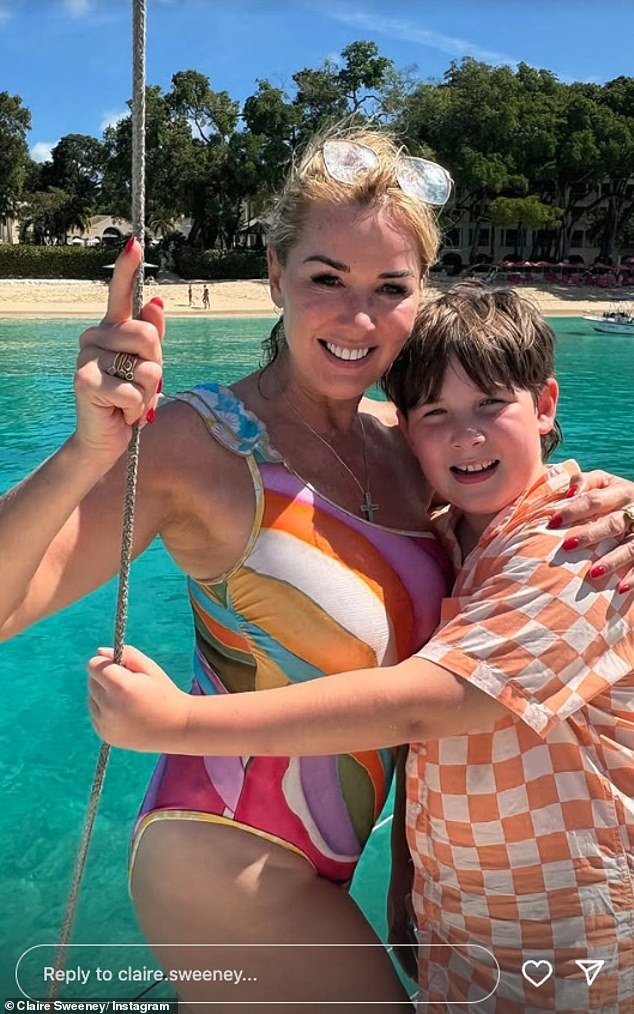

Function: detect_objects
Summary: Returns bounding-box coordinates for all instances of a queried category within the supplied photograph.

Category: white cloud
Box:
[319,7,519,69]
[30,141,56,163]
[63,0,94,16]
[100,109,127,132]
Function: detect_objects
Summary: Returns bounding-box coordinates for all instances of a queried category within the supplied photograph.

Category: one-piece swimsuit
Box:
[131,382,452,882]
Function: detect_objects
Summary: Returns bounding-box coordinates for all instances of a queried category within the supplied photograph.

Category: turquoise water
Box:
[0,315,632,1000]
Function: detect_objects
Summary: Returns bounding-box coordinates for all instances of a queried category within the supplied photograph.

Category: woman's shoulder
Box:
[137,384,263,578]
[166,380,280,461]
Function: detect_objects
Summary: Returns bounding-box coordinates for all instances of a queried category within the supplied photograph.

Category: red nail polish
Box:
[548,515,562,529]
[590,564,606,579]
[565,485,579,499]
[563,537,580,551]
[150,296,164,308]
[618,583,631,594]
[145,406,156,424]
[125,236,136,253]
[157,377,163,394]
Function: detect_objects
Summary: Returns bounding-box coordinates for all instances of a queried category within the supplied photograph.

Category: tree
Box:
[18,187,70,245]
[242,78,299,202]
[590,79,634,261]
[167,70,239,143]
[400,59,527,261]
[0,91,31,225]
[166,71,250,249]
[292,40,398,139]
[338,41,394,113]
[101,84,197,237]
[34,133,105,242]
[530,84,604,259]
[489,196,562,259]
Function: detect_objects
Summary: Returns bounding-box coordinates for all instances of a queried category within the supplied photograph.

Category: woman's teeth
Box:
[325,342,370,361]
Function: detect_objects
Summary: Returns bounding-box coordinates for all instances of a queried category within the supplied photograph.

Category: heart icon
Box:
[521,960,553,988]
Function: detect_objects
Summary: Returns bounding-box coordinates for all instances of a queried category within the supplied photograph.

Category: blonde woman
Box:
[2,125,634,1010]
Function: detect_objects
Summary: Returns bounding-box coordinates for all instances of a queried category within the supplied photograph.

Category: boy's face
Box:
[400,357,558,538]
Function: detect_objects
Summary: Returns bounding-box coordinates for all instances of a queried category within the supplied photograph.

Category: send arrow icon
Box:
[575,959,605,986]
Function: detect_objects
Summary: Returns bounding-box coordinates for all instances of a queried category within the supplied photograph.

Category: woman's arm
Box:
[548,470,634,591]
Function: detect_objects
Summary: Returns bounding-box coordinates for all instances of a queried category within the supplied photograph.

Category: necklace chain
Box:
[286,403,379,522]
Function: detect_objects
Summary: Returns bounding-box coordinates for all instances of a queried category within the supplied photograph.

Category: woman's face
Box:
[268,201,423,401]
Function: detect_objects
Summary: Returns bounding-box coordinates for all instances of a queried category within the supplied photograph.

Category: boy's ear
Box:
[537,377,559,435]
[267,248,284,308]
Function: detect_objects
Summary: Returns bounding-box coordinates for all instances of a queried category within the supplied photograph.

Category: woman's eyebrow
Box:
[302,256,416,280]
[303,254,350,272]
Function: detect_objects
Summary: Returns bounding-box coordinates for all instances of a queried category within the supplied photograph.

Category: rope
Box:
[47,0,147,997]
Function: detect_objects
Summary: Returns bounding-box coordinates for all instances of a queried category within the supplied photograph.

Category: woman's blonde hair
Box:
[267,122,441,269]
[263,122,442,364]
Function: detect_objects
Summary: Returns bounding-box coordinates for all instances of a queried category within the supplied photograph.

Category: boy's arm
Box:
[87,645,506,754]
[88,504,632,756]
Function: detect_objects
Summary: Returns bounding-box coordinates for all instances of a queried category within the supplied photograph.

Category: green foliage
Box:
[174,247,267,280]
[0,91,31,218]
[292,40,398,139]
[3,45,634,265]
[168,69,239,141]
[490,196,562,229]
[0,244,115,279]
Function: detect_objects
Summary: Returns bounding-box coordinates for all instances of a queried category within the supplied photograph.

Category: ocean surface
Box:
[0,315,632,1000]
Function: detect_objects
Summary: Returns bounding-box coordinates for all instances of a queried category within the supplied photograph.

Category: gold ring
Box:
[623,504,634,536]
[106,352,138,382]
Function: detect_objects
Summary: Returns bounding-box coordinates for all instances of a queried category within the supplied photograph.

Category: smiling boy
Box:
[381,283,634,1011]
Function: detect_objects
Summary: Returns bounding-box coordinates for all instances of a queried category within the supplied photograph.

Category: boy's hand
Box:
[88,645,190,752]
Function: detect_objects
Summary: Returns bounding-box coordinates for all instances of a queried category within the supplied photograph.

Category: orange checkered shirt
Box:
[409,461,634,1012]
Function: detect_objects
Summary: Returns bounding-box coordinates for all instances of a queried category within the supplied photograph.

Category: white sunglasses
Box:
[322,139,453,207]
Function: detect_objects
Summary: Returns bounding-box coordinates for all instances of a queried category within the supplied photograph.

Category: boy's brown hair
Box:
[382,282,563,458]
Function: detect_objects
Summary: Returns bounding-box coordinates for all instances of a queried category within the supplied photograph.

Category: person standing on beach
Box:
[202,283,210,309]
[2,124,634,1011]
[187,283,193,307]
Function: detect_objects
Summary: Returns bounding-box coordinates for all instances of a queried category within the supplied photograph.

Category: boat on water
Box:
[582,307,634,334]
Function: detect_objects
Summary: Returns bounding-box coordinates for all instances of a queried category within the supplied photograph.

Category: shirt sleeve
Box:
[416,521,634,738]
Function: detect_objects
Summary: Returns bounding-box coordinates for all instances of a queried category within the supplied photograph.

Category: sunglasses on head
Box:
[322,139,453,208]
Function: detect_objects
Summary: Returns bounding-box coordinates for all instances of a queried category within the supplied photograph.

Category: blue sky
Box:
[2,0,634,163]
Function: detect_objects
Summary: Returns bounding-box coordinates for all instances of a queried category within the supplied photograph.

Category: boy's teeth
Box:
[458,460,496,473]
[325,342,370,361]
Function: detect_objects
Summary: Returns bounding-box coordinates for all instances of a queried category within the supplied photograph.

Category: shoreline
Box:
[0,277,632,319]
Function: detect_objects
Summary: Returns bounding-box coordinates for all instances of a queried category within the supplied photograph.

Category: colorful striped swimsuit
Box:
[131,382,452,883]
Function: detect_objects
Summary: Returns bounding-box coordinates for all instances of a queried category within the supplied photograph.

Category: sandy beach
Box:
[0,275,631,319]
